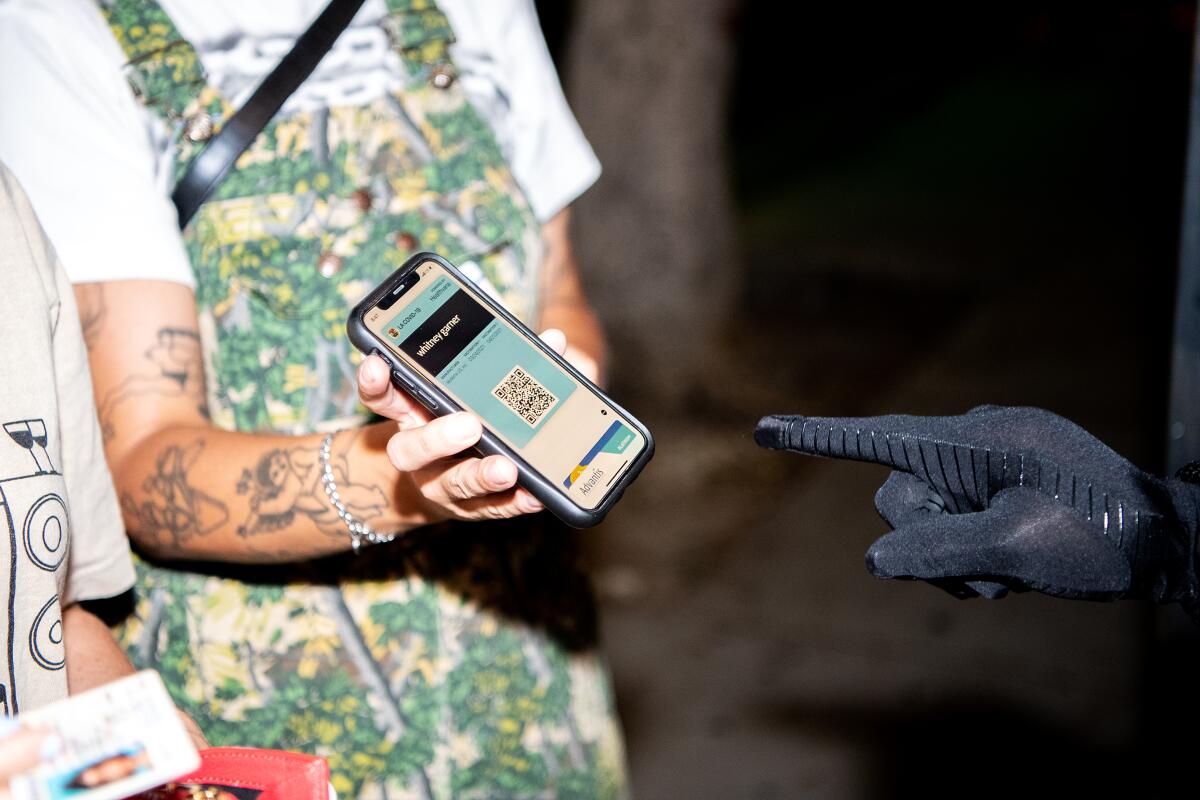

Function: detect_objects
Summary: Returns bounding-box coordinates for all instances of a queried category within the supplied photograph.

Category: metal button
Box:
[395,231,418,251]
[351,187,373,213]
[182,112,214,143]
[412,387,438,410]
[317,251,343,277]
[391,370,416,391]
[429,64,456,90]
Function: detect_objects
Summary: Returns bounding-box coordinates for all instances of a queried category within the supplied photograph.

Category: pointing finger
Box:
[755,412,1043,514]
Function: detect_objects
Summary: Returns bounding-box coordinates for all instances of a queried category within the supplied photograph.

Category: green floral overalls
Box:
[99,3,627,798]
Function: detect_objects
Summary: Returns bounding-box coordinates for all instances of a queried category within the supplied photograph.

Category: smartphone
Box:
[347,253,654,527]
[9,670,200,800]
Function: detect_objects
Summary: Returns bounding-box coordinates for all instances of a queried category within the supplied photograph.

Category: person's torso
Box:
[0,176,75,715]
[101,4,626,797]
[108,0,545,433]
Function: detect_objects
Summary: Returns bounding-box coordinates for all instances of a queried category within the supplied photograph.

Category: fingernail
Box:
[40,733,63,761]
[486,459,515,485]
[523,496,543,512]
[445,414,478,445]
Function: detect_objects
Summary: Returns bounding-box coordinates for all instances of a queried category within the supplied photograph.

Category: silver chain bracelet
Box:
[319,433,398,552]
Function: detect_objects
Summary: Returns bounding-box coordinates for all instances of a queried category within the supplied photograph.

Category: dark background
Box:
[537,2,1198,796]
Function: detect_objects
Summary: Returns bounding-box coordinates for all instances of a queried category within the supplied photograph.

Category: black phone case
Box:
[347,252,655,528]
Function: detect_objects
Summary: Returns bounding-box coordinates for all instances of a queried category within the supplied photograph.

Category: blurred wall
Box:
[540,2,1200,797]
[563,0,740,405]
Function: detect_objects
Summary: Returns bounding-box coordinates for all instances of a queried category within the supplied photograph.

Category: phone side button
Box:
[413,388,440,412]
[391,370,417,392]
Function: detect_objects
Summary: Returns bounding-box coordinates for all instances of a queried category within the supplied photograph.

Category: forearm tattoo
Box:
[121,440,229,549]
[235,440,388,539]
[98,327,209,441]
[124,435,391,554]
[104,325,395,554]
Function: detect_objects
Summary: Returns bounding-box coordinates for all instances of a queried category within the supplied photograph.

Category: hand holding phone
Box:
[349,254,654,528]
[355,330,573,523]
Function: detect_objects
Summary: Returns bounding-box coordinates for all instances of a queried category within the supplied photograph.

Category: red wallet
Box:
[159,747,330,800]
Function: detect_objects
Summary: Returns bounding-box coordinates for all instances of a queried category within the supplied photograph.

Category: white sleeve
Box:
[0,0,195,287]
[445,0,601,222]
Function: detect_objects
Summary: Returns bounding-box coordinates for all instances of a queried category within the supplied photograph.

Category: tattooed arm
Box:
[74,280,547,564]
[537,207,608,385]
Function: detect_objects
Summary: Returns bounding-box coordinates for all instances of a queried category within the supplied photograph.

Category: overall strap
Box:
[102,0,464,213]
[172,0,368,228]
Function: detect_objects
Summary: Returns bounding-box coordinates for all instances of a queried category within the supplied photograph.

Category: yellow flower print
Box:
[415,656,436,684]
[330,774,353,797]
[297,655,321,679]
[273,283,296,306]
[283,363,315,394]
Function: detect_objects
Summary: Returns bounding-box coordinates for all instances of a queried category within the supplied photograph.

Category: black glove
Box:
[755,406,1200,614]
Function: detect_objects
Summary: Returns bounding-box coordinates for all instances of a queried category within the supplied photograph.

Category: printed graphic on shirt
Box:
[0,418,68,716]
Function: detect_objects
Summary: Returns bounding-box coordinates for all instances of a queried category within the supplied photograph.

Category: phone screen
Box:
[365,260,647,509]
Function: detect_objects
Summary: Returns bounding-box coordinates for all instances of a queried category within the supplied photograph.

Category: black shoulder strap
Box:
[173,0,367,229]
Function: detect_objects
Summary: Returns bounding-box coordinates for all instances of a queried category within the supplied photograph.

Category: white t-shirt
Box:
[0,163,137,713]
[0,0,599,288]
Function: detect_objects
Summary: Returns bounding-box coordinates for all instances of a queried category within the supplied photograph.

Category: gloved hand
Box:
[755,406,1200,614]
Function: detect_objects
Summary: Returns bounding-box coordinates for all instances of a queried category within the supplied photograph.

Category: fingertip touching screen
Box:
[365,260,646,509]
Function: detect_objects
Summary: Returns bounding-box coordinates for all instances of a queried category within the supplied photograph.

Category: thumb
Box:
[874,471,950,528]
[866,487,1131,599]
[0,727,56,784]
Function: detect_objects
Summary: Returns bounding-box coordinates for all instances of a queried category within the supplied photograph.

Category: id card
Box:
[9,671,199,800]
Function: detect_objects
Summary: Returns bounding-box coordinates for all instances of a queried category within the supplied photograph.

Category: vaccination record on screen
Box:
[366,260,645,509]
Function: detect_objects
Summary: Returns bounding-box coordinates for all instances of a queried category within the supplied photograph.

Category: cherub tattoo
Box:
[236,445,387,538]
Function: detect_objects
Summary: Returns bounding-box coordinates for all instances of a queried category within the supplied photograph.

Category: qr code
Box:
[493,366,558,427]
